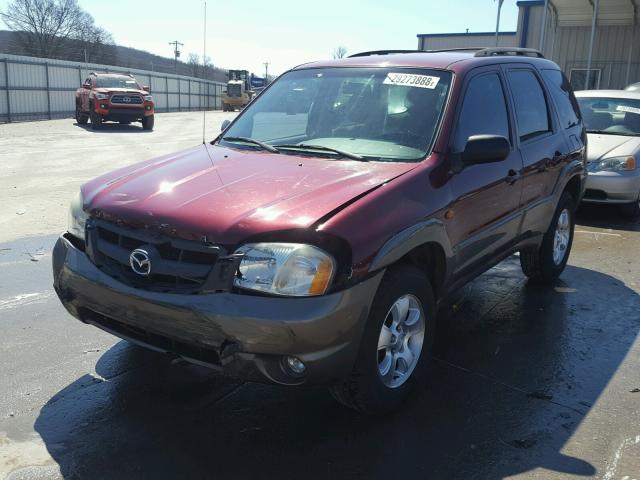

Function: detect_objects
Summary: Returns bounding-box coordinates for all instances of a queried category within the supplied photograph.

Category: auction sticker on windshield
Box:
[616,105,640,115]
[383,73,440,89]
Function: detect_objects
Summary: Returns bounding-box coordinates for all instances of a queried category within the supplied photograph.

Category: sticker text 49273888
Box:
[383,73,440,89]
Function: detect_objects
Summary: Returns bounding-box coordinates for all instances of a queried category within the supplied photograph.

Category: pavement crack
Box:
[434,357,586,416]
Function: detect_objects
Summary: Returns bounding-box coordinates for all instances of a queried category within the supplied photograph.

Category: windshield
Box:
[577,97,640,136]
[96,76,141,89]
[220,67,452,162]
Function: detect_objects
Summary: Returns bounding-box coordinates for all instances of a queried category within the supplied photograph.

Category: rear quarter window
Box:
[541,69,581,129]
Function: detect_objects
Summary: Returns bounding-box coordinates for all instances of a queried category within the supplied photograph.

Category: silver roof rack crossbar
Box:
[474,47,544,58]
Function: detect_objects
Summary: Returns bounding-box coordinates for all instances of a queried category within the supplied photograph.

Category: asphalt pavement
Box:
[1,113,639,479]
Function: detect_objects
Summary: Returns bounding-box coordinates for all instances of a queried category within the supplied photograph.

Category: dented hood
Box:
[82,144,417,243]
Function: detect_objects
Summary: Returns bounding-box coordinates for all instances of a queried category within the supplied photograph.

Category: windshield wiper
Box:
[586,129,638,136]
[274,143,366,161]
[222,136,279,153]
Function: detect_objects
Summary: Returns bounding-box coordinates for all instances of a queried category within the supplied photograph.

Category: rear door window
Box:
[541,69,581,129]
[507,70,551,141]
[453,72,510,152]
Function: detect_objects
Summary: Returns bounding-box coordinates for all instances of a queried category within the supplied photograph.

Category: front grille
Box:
[111,94,143,105]
[88,221,221,294]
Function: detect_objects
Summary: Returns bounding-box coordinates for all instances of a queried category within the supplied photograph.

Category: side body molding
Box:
[369,219,454,277]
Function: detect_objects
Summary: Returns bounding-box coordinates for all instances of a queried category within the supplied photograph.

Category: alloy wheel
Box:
[553,208,571,265]
[377,294,426,389]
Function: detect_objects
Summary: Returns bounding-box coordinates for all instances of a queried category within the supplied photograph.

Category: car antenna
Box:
[202,0,207,145]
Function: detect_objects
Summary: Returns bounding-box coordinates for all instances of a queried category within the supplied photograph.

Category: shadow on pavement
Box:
[74,122,150,133]
[34,258,640,479]
[576,203,640,232]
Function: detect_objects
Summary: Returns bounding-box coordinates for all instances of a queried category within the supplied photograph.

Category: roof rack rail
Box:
[474,47,544,58]
[348,50,422,58]
[349,47,491,58]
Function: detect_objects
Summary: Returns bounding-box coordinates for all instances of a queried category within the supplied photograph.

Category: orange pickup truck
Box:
[75,72,155,130]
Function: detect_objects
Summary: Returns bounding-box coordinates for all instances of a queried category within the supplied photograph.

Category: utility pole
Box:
[263,61,270,83]
[495,0,504,47]
[169,40,184,74]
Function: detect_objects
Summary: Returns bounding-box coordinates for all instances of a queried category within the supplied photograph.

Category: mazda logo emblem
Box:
[122,96,131,103]
[129,248,151,276]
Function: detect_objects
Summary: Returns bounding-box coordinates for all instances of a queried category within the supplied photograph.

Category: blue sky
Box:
[0,0,520,75]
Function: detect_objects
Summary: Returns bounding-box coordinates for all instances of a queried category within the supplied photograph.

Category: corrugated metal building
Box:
[417,0,640,90]
[0,53,226,123]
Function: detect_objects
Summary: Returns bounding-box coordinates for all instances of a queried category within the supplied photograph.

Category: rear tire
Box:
[89,106,102,130]
[329,265,436,415]
[142,115,154,131]
[520,191,575,284]
[75,103,89,125]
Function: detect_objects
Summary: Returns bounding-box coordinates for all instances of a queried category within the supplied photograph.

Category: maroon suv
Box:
[54,48,586,414]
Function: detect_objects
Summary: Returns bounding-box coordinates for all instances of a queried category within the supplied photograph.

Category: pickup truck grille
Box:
[110,94,143,105]
[87,220,221,294]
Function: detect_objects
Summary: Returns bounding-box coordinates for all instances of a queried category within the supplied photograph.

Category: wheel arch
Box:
[369,220,453,298]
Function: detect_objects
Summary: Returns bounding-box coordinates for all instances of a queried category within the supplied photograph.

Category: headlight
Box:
[68,191,89,241]
[233,243,335,296]
[590,156,636,172]
[94,93,109,100]
[144,95,153,101]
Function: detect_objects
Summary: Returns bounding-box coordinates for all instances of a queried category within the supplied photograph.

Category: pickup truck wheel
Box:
[75,104,88,125]
[90,108,102,130]
[329,265,435,415]
[142,115,154,131]
[520,191,575,283]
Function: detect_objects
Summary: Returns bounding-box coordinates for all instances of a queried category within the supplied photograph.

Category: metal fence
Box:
[0,53,226,123]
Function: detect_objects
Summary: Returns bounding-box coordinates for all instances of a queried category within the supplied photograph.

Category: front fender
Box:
[369,219,454,281]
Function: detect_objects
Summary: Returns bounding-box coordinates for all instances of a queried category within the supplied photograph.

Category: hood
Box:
[82,144,417,243]
[586,133,640,162]
[94,87,146,95]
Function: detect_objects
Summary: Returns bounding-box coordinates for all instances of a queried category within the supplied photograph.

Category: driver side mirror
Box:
[452,135,510,173]
[221,119,231,132]
[83,83,91,89]
[143,85,150,93]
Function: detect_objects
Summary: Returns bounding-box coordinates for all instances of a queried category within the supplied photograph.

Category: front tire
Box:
[329,265,436,415]
[89,106,102,130]
[75,103,89,125]
[520,191,575,283]
[142,115,154,131]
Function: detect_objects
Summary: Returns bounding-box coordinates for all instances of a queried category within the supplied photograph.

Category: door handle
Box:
[505,169,521,185]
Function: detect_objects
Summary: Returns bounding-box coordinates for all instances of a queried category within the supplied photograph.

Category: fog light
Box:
[145,105,151,110]
[284,356,306,375]
[100,103,107,109]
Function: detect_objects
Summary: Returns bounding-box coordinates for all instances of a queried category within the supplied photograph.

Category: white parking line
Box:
[575,229,623,237]
[0,292,53,311]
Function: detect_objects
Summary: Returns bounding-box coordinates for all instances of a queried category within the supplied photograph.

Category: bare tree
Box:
[332,46,348,59]
[187,53,201,77]
[73,12,115,62]
[0,0,110,59]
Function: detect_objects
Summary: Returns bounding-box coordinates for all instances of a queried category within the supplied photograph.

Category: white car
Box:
[576,90,640,216]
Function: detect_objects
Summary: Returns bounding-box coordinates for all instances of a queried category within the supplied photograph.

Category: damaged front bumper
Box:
[52,234,382,386]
